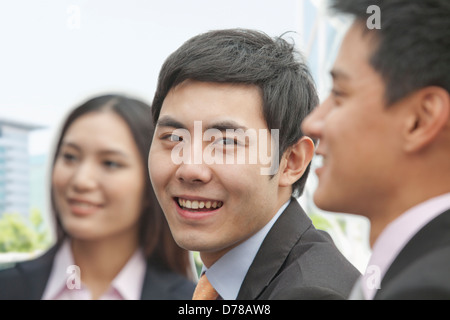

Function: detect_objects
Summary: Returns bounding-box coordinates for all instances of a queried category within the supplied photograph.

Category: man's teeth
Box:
[177,198,223,210]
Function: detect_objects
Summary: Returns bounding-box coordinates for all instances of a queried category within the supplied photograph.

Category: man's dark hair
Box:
[151,28,318,197]
[331,0,450,105]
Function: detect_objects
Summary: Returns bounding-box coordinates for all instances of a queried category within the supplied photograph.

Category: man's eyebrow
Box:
[156,116,250,132]
[156,115,187,129]
[330,69,351,82]
[205,120,249,132]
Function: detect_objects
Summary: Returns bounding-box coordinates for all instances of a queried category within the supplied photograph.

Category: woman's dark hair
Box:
[330,0,450,105]
[151,29,319,197]
[51,94,192,278]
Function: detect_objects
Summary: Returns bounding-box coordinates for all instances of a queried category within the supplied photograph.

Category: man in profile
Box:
[302,0,450,299]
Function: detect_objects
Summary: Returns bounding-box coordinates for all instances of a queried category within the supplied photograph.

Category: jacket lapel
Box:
[375,209,450,299]
[18,244,58,299]
[237,198,312,299]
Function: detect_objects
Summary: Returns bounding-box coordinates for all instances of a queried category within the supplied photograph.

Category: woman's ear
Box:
[403,86,450,152]
[278,136,315,188]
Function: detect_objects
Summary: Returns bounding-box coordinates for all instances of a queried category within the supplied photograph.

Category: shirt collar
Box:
[362,192,450,299]
[42,240,75,300]
[204,199,290,300]
[111,248,146,300]
[42,239,146,300]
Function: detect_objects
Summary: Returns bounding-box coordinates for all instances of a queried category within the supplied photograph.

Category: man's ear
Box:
[278,136,315,188]
[403,86,450,152]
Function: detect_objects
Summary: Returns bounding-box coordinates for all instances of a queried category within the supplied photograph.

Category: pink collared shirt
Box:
[359,192,450,300]
[42,240,146,300]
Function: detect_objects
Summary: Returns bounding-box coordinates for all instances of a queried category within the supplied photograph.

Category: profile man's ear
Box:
[403,86,450,152]
[278,136,315,188]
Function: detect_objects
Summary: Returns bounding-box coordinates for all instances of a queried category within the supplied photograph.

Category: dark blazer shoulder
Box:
[0,244,196,300]
[140,261,196,300]
[237,198,360,300]
[0,245,57,300]
[375,209,450,299]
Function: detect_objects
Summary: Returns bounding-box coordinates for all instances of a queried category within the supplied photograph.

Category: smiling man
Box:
[148,29,360,300]
[302,0,450,299]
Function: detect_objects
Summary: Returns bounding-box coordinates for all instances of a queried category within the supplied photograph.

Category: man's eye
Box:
[331,89,344,97]
[214,137,243,147]
[163,134,183,142]
[330,89,346,107]
[218,138,238,145]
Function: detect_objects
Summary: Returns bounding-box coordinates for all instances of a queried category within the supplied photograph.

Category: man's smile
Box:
[176,197,223,211]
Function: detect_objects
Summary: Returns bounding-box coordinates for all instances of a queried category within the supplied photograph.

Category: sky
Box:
[0,0,310,156]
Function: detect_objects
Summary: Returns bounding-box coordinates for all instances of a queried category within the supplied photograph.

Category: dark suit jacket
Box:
[0,244,195,300]
[374,209,450,300]
[236,198,361,300]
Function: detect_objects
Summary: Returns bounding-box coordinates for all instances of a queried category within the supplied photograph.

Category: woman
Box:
[0,94,196,299]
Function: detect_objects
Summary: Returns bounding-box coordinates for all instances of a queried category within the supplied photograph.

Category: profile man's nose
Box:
[301,98,330,140]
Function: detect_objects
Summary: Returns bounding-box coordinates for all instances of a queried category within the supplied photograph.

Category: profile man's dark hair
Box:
[151,28,318,197]
[331,0,450,105]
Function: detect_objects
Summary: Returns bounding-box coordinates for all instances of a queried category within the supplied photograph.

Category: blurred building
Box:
[30,153,49,215]
[0,118,45,217]
[298,0,350,99]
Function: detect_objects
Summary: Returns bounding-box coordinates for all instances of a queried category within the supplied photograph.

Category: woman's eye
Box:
[103,160,122,169]
[62,152,77,162]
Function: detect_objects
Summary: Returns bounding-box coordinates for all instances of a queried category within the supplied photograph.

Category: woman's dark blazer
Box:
[0,244,195,300]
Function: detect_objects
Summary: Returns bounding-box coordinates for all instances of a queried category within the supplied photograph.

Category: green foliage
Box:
[192,251,203,277]
[0,209,51,253]
[309,212,334,231]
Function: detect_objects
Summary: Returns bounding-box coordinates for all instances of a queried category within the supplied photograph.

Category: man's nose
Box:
[174,135,213,184]
[301,97,331,140]
[175,161,213,184]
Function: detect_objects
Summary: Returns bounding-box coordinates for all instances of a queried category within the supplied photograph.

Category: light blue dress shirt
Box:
[203,199,291,300]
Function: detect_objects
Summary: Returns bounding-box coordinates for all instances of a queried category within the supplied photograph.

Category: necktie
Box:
[192,274,219,300]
